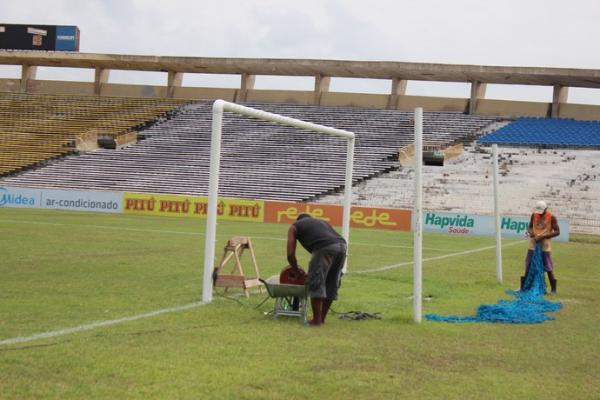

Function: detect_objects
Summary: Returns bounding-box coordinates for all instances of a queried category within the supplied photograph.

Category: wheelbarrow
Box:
[260,275,308,324]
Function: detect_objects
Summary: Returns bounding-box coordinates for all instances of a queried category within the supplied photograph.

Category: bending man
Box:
[287,213,347,326]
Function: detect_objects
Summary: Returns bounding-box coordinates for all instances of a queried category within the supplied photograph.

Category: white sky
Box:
[2,0,600,104]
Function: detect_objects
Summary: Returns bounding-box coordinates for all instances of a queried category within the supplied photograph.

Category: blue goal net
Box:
[425,243,562,324]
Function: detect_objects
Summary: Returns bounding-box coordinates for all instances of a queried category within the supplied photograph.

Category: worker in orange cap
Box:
[522,200,560,294]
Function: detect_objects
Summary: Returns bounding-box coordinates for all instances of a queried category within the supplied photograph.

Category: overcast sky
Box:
[2,0,600,104]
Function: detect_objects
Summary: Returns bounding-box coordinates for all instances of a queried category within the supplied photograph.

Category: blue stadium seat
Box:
[479,117,600,147]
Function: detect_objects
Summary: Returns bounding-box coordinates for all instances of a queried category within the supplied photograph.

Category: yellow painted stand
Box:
[212,236,262,298]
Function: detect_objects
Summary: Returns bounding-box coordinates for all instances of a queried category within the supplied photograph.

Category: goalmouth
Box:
[202,100,356,303]
[412,108,503,323]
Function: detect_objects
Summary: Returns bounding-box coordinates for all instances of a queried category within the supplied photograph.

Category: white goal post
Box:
[202,100,356,303]
[413,107,423,323]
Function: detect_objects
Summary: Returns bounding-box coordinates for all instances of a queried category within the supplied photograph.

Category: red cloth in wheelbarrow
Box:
[279,265,306,285]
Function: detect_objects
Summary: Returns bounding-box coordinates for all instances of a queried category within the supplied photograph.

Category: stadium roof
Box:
[1,50,600,88]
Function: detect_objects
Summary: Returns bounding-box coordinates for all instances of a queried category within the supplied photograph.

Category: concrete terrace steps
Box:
[320,144,600,234]
[1,100,499,202]
[0,91,186,175]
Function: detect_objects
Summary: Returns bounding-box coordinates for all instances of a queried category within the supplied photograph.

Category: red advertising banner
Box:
[264,201,411,231]
[350,205,411,231]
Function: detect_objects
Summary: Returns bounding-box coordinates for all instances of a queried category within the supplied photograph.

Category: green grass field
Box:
[1,208,598,399]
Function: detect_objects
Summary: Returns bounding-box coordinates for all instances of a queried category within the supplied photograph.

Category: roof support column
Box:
[387,78,407,109]
[237,73,255,102]
[167,71,183,98]
[94,67,110,95]
[20,64,37,92]
[314,74,331,105]
[551,84,569,118]
[469,80,487,114]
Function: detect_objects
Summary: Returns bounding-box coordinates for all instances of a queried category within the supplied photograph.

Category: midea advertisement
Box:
[0,186,121,213]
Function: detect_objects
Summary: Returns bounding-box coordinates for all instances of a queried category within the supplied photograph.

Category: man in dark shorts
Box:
[287,213,347,326]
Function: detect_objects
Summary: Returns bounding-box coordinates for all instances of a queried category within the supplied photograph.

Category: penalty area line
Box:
[352,240,523,274]
[0,301,206,347]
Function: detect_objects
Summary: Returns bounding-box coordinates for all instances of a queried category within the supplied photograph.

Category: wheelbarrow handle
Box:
[258,278,275,298]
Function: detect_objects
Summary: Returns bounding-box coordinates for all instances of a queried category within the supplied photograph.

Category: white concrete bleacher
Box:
[0,101,497,202]
[319,144,600,234]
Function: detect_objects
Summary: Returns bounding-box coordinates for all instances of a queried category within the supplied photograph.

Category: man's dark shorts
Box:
[306,242,347,300]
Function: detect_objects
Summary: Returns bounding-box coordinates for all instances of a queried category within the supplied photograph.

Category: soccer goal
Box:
[412,108,503,323]
[202,100,356,303]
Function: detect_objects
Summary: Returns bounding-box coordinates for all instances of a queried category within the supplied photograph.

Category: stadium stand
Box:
[0,99,498,202]
[479,117,600,147]
[0,92,186,176]
[319,144,600,234]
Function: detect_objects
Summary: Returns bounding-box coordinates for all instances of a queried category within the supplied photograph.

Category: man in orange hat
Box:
[523,200,560,293]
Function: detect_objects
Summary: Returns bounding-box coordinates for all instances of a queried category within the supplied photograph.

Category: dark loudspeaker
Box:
[423,151,444,166]
[97,138,116,149]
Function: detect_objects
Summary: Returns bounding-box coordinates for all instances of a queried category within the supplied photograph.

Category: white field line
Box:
[0,218,454,251]
[0,302,206,347]
[352,240,523,274]
[0,219,203,237]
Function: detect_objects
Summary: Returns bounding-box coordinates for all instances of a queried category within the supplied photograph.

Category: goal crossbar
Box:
[202,100,355,303]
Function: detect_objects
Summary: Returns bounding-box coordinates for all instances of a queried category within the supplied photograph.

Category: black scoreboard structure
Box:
[0,24,80,51]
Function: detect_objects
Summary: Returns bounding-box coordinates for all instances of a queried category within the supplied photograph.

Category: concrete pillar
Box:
[20,65,38,92]
[167,71,184,98]
[94,68,110,95]
[469,80,487,114]
[237,73,256,102]
[387,78,407,109]
[551,84,569,118]
[314,74,331,105]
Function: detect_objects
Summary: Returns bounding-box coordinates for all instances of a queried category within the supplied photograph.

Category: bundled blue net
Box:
[425,243,562,324]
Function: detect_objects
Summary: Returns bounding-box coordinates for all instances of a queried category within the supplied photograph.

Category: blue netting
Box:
[425,243,562,324]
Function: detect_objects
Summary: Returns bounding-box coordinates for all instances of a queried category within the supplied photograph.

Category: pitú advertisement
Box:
[122,192,264,222]
[421,212,569,242]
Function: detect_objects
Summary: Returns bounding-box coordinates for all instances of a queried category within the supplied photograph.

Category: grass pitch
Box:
[0,208,598,399]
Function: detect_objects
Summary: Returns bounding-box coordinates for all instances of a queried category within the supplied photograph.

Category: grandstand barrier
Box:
[422,211,569,242]
[0,186,571,239]
[264,200,411,231]
[121,192,412,231]
[0,186,121,213]
[122,192,264,223]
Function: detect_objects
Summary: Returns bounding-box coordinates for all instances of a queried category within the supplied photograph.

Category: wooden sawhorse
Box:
[212,236,262,298]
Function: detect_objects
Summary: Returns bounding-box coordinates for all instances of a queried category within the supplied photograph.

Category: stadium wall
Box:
[246,89,314,105]
[1,77,564,116]
[2,52,600,119]
[5,77,598,119]
[476,99,552,118]
[0,186,569,240]
[559,103,600,120]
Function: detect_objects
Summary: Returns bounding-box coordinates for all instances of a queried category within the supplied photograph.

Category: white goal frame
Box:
[412,108,503,323]
[202,100,356,303]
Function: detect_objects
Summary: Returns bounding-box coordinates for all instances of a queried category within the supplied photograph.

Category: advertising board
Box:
[421,211,569,242]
